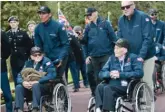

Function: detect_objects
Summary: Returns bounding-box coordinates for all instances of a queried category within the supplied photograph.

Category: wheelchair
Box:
[87,79,154,112]
[14,78,71,112]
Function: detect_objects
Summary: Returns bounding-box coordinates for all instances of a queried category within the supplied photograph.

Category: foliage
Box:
[1,1,165,30]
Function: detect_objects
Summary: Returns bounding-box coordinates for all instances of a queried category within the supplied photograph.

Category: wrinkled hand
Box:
[56,60,62,68]
[29,81,39,86]
[86,56,91,64]
[110,70,120,79]
[23,81,31,89]
[137,57,144,62]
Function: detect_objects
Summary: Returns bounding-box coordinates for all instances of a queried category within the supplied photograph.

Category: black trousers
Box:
[95,83,127,111]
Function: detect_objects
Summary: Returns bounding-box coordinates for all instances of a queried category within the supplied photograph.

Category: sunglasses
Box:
[151,13,157,16]
[76,32,81,36]
[86,13,92,17]
[32,53,42,57]
[121,4,133,10]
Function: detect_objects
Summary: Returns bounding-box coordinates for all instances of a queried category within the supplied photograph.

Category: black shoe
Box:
[73,88,79,92]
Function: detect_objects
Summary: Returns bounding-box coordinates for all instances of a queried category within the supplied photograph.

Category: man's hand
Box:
[29,81,39,86]
[137,57,144,62]
[110,70,120,79]
[22,81,31,89]
[86,56,91,64]
[56,60,62,68]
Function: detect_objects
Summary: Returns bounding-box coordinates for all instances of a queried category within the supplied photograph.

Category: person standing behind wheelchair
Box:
[78,8,117,95]
[95,39,144,112]
[117,1,155,93]
[15,47,56,112]
[6,16,33,86]
[1,30,13,112]
[34,6,69,83]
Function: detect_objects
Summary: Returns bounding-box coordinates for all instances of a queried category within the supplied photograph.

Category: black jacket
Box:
[6,28,33,71]
[1,30,11,72]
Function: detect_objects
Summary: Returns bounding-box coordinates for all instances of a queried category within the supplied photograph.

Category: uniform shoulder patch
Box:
[46,62,51,66]
[145,18,149,22]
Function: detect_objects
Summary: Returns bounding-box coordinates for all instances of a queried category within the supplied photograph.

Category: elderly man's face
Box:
[114,45,127,58]
[38,12,51,23]
[30,53,43,63]
[150,13,157,21]
[87,12,98,22]
[121,1,135,17]
[9,21,19,29]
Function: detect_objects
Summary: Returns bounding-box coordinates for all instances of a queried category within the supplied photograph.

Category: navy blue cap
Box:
[115,39,129,49]
[8,16,19,22]
[37,6,51,13]
[30,46,42,55]
[85,8,97,16]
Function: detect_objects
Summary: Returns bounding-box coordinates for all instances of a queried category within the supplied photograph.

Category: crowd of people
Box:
[1,1,165,112]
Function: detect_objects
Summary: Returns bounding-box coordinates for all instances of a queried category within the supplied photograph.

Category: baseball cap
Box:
[30,46,42,55]
[115,39,129,49]
[85,8,97,16]
[37,6,51,13]
[8,16,19,22]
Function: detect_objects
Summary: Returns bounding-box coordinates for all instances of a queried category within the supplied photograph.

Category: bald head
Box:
[121,1,135,18]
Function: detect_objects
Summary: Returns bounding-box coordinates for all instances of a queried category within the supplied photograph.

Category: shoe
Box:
[17,109,23,112]
[73,88,79,92]
[96,108,101,112]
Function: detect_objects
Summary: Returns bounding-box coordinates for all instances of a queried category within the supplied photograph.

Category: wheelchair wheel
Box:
[161,64,165,91]
[132,82,154,112]
[52,83,71,112]
[87,97,95,112]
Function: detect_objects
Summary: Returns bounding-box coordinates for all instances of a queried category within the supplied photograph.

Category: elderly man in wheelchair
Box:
[93,39,153,112]
[14,47,71,112]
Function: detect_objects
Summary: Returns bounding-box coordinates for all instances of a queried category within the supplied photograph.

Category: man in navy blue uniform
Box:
[117,1,155,92]
[95,39,143,112]
[1,30,13,112]
[15,47,56,112]
[34,6,69,83]
[78,8,117,95]
[6,16,32,86]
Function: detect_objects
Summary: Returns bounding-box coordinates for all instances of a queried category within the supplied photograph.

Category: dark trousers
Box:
[95,83,127,111]
[86,62,96,96]
[1,72,13,112]
[56,56,68,85]
[12,69,20,87]
[15,83,50,110]
[91,55,110,84]
[65,60,79,88]
[77,61,88,86]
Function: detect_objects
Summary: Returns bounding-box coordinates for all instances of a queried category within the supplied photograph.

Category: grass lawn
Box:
[1,70,82,104]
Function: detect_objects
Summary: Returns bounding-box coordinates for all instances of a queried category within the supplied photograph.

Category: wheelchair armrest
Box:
[126,78,141,98]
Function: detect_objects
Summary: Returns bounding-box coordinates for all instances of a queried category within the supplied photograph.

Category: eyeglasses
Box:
[121,4,133,10]
[86,13,92,17]
[151,13,157,16]
[32,53,42,57]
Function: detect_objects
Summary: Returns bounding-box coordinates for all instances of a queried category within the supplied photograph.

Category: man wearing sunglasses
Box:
[34,6,69,83]
[15,46,56,112]
[78,8,117,95]
[118,1,155,94]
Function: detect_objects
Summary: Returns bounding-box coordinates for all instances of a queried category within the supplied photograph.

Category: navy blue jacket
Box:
[34,18,69,62]
[99,53,143,86]
[83,17,117,57]
[17,57,56,84]
[117,9,154,60]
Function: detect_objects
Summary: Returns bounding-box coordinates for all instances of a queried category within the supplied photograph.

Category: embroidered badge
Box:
[46,62,51,66]
[145,18,149,22]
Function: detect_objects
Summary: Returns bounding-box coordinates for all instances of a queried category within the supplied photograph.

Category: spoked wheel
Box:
[40,95,54,112]
[132,82,154,112]
[53,83,71,112]
[87,97,95,112]
[161,63,165,91]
